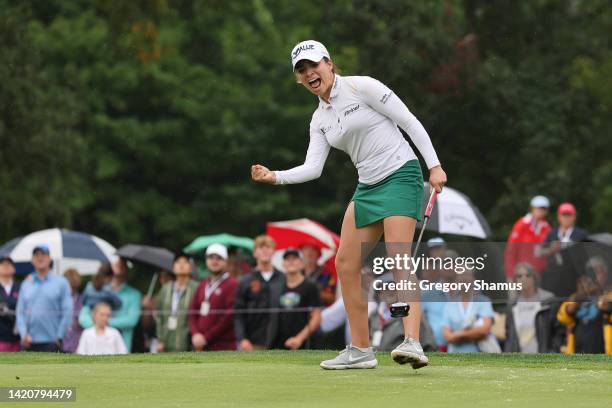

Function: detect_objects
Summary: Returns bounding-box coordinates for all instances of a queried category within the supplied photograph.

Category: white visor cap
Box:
[290,40,330,70]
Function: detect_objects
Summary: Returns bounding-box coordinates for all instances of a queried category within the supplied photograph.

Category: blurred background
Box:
[1,0,611,249]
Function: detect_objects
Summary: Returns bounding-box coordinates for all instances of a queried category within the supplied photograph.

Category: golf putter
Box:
[389,189,439,318]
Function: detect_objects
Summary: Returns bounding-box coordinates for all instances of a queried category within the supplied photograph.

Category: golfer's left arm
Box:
[358,77,447,191]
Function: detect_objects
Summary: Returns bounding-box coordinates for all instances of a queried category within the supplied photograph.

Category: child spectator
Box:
[76,302,127,355]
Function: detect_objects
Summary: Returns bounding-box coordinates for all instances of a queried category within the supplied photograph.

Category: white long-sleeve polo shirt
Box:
[274,75,440,186]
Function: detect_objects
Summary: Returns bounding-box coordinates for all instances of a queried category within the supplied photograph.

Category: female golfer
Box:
[251,40,446,369]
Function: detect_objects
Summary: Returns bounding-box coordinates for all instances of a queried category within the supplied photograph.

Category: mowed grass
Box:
[1,351,610,408]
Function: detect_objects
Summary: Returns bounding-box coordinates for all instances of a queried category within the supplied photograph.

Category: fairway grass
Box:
[1,352,610,408]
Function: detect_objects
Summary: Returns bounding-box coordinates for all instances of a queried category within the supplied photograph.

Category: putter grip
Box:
[425,190,438,218]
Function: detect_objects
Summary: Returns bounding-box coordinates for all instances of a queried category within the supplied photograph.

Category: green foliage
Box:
[1,0,610,248]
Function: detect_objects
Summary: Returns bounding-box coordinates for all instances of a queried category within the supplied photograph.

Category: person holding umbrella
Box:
[155,252,198,352]
[251,40,446,369]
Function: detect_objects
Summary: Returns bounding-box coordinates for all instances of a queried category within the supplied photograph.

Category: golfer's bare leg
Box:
[383,215,420,339]
[336,202,383,348]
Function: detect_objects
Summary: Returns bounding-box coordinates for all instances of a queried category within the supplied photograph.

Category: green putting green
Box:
[1,351,610,408]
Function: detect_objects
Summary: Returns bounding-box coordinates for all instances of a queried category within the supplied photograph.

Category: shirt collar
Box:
[33,273,50,284]
[318,74,341,109]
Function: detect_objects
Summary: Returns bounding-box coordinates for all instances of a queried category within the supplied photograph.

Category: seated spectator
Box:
[272,248,321,349]
[82,264,122,310]
[17,245,73,352]
[557,257,610,354]
[79,258,141,352]
[76,302,127,355]
[234,235,285,351]
[442,268,497,352]
[0,256,20,352]
[504,263,554,353]
[300,244,336,306]
[188,244,237,351]
[156,252,198,352]
[62,268,84,353]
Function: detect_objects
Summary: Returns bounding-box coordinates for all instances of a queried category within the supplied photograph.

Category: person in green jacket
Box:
[155,252,198,352]
[79,258,141,352]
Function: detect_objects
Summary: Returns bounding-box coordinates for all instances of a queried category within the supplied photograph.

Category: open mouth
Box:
[308,78,322,90]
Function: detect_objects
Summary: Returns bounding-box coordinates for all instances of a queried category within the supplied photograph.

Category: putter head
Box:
[389,302,410,318]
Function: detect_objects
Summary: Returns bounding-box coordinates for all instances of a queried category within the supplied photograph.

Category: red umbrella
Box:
[266,218,340,251]
[266,218,340,277]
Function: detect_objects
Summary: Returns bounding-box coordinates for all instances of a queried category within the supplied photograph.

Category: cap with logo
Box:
[32,244,50,256]
[290,40,330,70]
[530,195,550,209]
[205,243,228,260]
[557,202,576,215]
[283,247,303,260]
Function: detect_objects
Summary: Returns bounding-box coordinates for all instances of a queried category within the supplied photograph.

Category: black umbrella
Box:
[116,244,175,297]
[116,244,175,270]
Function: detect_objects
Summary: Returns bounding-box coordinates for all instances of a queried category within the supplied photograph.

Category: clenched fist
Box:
[251,164,276,184]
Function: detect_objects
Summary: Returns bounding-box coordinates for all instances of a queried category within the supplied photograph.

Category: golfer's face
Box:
[295,59,334,97]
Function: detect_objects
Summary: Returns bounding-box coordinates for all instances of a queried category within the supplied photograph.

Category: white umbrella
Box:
[418,183,492,239]
[0,228,117,276]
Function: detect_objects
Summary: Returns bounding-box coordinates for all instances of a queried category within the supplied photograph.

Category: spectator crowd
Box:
[0,197,610,355]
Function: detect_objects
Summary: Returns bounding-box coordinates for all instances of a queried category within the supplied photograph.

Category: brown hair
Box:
[92,263,113,290]
[254,234,276,249]
[63,268,81,292]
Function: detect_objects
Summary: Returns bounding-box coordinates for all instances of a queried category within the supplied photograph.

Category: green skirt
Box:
[351,159,424,228]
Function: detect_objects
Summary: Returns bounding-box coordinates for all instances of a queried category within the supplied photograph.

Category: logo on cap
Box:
[292,44,315,60]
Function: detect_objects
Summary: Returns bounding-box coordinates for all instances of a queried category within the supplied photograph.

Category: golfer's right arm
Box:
[252,127,331,185]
